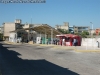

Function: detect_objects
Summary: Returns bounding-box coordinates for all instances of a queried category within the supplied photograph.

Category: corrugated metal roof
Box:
[10,24,61,36]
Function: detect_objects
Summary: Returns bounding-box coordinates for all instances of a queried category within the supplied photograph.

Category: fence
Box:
[81,38,100,50]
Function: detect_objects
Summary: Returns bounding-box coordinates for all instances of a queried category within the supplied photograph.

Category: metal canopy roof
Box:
[56,34,81,37]
[10,24,61,36]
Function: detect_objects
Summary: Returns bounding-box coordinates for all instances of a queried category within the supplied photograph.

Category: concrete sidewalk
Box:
[75,46,100,52]
[4,41,100,52]
[3,41,21,45]
[35,44,100,52]
[39,44,100,52]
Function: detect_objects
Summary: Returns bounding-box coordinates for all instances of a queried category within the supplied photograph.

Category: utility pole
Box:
[90,22,94,48]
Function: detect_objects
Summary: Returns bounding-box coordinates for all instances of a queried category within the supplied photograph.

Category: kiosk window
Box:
[65,37,70,42]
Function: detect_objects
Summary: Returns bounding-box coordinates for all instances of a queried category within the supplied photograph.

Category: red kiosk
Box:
[56,34,82,46]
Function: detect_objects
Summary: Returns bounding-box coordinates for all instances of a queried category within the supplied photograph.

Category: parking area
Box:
[0,42,100,75]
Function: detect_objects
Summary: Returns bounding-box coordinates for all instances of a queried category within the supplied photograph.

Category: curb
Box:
[4,42,100,52]
[75,50,100,52]
[39,44,55,47]
[53,46,76,50]
[4,41,12,44]
[4,41,21,45]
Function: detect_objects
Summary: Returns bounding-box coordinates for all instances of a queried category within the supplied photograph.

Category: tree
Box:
[79,31,89,38]
[99,32,100,35]
[0,33,3,40]
[82,31,89,35]
[80,33,87,38]
[57,29,69,34]
[74,33,80,35]
[93,33,96,35]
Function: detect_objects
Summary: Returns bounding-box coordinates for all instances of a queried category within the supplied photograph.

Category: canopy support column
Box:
[45,29,46,44]
[28,30,30,42]
[15,32,17,43]
[51,28,53,44]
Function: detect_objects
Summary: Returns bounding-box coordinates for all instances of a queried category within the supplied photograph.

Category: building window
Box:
[75,30,77,32]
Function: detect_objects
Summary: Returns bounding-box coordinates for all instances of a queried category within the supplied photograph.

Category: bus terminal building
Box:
[9,24,61,44]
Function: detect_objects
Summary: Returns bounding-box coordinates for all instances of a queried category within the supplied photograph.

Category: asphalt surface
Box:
[0,42,100,75]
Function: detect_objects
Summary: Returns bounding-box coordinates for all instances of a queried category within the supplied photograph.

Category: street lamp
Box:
[90,22,94,48]
[90,22,94,36]
[90,22,93,30]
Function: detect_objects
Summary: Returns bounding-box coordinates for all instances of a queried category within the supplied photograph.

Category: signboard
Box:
[66,42,70,46]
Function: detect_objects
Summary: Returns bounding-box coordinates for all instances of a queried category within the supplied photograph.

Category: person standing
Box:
[62,38,65,46]
[22,37,24,44]
[57,39,59,45]
[60,39,62,46]
[53,40,55,45]
[73,38,76,46]
[76,39,78,46]
[97,41,99,48]
[55,39,57,45]
[46,39,48,45]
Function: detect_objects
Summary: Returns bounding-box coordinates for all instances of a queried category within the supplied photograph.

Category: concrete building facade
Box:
[0,26,4,34]
[89,29,95,35]
[73,25,90,33]
[3,19,23,40]
[3,23,16,37]
[55,22,90,34]
[55,22,69,30]
[95,28,100,35]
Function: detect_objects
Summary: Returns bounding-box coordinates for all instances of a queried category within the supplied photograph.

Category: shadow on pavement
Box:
[0,43,79,75]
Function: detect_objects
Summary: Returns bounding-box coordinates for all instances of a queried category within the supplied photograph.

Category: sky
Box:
[0,0,100,29]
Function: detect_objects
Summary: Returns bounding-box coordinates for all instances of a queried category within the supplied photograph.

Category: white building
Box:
[55,22,69,30]
[3,19,23,41]
[0,26,3,34]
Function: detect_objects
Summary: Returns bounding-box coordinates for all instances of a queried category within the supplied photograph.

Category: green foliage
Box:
[80,33,87,38]
[74,33,80,35]
[74,31,89,38]
[93,33,96,35]
[99,32,100,35]
[57,29,69,34]
[80,31,90,38]
[0,33,3,40]
[82,31,89,35]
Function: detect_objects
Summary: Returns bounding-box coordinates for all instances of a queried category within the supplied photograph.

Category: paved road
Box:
[0,42,100,75]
